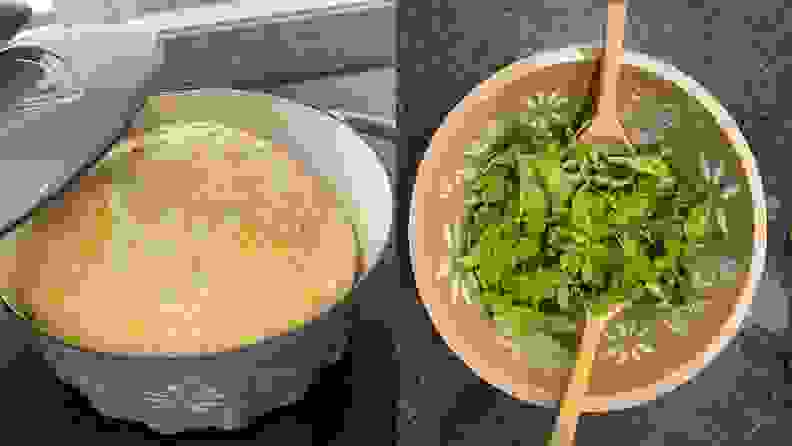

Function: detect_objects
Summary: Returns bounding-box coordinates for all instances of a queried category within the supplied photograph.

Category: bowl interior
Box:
[412,51,763,412]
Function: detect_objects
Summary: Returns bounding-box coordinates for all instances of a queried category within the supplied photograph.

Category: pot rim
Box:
[1,88,394,360]
[409,42,768,412]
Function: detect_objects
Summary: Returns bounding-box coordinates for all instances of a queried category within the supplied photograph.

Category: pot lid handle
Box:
[0,0,31,43]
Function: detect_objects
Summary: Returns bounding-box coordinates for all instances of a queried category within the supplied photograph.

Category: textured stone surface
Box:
[396,0,792,444]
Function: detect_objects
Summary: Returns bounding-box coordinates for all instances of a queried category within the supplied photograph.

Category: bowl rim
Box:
[409,42,768,412]
[0,88,394,360]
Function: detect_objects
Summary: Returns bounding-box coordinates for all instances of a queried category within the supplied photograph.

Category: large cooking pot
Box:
[0,12,395,434]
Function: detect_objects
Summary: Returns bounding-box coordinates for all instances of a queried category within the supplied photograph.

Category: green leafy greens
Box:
[449,92,744,368]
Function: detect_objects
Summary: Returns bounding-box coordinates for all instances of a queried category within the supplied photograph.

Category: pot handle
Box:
[0,0,31,44]
[326,108,399,144]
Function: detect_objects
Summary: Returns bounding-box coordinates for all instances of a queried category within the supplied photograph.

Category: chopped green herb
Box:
[159,287,178,304]
[453,92,747,366]
[143,239,178,257]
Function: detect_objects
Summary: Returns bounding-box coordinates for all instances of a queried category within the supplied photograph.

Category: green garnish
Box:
[287,319,305,330]
[143,238,178,257]
[239,335,260,345]
[159,287,179,305]
[191,271,209,290]
[452,92,747,368]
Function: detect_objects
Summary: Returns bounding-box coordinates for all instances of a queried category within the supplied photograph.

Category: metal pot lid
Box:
[0,23,164,235]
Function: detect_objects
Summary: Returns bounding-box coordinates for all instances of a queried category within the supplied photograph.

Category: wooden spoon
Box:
[575,0,632,147]
[546,5,632,444]
[546,305,623,446]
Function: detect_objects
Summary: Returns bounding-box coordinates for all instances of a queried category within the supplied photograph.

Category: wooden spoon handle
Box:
[554,318,607,445]
[597,0,627,119]
[548,305,624,446]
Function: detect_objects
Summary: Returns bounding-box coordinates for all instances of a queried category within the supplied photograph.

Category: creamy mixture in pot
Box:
[0,122,360,353]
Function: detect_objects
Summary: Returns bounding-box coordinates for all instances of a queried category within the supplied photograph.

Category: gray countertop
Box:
[1,0,395,232]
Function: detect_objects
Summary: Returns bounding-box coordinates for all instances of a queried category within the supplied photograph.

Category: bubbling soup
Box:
[0,121,362,353]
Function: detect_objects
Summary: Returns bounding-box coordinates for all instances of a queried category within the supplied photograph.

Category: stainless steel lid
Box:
[0,22,164,234]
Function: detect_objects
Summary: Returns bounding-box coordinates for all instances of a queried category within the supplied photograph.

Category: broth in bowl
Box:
[0,121,362,354]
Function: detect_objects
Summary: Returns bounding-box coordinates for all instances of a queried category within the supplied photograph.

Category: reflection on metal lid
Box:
[0,44,84,114]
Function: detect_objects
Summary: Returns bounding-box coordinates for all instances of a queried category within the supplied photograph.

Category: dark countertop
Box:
[395,0,792,444]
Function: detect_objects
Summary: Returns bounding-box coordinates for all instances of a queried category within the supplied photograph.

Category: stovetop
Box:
[0,66,397,445]
[0,3,398,444]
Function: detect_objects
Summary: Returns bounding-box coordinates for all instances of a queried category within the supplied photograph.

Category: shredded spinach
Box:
[451,92,744,368]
